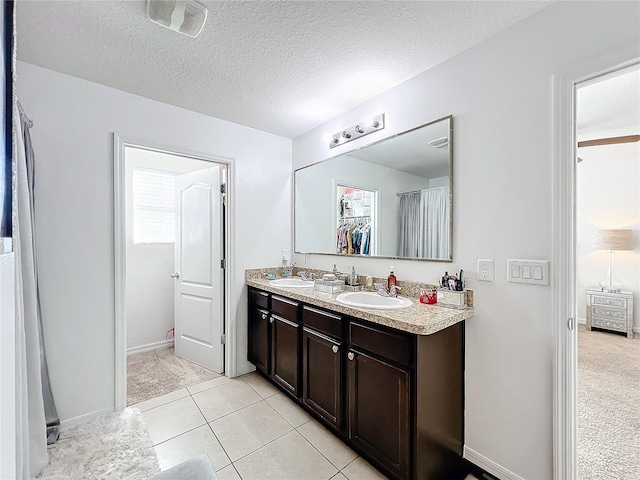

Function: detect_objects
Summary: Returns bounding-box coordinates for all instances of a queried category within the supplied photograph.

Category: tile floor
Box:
[133,372,389,480]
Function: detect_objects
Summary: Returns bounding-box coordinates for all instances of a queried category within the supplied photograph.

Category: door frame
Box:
[113,134,235,410]
[552,44,639,480]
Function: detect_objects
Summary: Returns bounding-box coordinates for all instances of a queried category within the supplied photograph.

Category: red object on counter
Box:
[420,290,437,304]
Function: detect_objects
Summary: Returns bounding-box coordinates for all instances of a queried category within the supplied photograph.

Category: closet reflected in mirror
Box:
[295,115,453,261]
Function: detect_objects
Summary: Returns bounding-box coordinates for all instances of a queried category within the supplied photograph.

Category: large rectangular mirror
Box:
[294,115,453,261]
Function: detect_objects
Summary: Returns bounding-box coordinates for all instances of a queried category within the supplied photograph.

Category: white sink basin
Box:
[335,292,412,310]
[269,278,314,288]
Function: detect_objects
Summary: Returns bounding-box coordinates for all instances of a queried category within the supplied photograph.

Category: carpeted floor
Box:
[36,407,159,479]
[578,325,640,479]
[127,347,221,406]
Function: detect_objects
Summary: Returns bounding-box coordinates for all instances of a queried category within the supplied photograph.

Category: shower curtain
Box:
[15,101,60,478]
[398,186,449,259]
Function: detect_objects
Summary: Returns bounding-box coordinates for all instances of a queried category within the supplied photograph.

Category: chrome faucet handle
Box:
[297,271,308,281]
[389,285,401,298]
[373,283,388,296]
[308,272,316,281]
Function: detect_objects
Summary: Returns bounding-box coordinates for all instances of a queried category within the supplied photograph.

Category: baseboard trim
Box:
[60,407,114,430]
[577,317,586,325]
[464,446,525,480]
[127,340,172,355]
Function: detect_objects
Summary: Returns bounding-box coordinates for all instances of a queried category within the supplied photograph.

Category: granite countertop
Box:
[246,270,474,336]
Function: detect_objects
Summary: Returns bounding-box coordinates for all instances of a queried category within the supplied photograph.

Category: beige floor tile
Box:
[209,401,293,462]
[192,380,262,421]
[141,396,206,445]
[131,388,189,412]
[154,425,231,471]
[341,457,387,480]
[187,376,232,395]
[297,420,357,470]
[331,473,349,480]
[216,464,242,480]
[234,430,338,480]
[241,372,280,399]
[266,393,312,427]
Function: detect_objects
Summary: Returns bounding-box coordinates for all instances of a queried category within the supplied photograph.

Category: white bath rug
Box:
[37,407,160,480]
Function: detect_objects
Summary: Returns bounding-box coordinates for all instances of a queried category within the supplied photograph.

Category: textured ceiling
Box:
[577,68,640,142]
[17,1,552,138]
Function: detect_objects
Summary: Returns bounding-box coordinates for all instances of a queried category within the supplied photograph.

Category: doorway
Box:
[552,45,640,480]
[114,137,232,410]
[575,66,639,478]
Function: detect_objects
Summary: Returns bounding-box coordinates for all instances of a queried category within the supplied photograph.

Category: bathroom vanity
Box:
[246,271,474,480]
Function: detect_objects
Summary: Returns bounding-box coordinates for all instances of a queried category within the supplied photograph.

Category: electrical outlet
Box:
[477,259,494,282]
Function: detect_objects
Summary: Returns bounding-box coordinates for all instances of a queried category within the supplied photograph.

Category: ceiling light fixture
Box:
[428,137,449,148]
[329,113,385,149]
[147,0,208,38]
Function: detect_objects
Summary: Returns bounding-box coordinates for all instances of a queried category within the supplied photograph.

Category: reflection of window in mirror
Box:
[336,184,377,256]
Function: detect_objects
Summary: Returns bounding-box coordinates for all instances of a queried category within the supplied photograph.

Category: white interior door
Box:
[174,166,224,373]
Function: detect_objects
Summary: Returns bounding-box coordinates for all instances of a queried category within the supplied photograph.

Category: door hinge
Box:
[220,183,226,194]
[220,259,226,269]
[221,334,226,345]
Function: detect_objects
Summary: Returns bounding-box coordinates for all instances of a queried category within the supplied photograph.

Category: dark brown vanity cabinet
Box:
[270,295,301,397]
[302,306,344,431]
[247,286,465,480]
[247,288,270,374]
[347,321,412,480]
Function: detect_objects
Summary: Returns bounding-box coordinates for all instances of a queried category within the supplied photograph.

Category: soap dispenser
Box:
[387,266,397,291]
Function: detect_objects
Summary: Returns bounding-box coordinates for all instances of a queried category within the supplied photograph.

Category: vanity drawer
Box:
[272,295,300,323]
[349,321,412,366]
[591,295,627,309]
[302,306,342,339]
[249,287,270,309]
[591,306,626,320]
[592,316,626,332]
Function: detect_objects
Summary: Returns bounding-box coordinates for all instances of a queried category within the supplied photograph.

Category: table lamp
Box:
[592,229,634,292]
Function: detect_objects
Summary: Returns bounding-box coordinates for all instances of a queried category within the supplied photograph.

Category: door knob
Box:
[347,352,355,361]
[261,313,267,320]
[332,345,339,354]
[170,272,180,278]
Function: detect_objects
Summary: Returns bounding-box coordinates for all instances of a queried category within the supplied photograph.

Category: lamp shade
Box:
[592,229,634,250]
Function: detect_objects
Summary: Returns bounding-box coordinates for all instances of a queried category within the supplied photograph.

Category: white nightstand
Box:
[586,288,634,338]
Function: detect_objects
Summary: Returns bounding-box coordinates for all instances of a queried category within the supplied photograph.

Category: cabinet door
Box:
[248,306,269,374]
[348,349,410,480]
[271,314,299,396]
[302,328,343,430]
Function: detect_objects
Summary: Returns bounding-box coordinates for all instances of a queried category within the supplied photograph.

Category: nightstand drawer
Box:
[591,295,627,308]
[591,306,626,320]
[592,316,626,332]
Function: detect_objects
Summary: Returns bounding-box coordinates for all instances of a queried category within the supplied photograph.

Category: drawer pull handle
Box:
[261,313,267,320]
[332,345,339,354]
[270,317,274,324]
[347,352,355,361]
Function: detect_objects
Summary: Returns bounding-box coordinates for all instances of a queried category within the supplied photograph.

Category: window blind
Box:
[133,167,177,244]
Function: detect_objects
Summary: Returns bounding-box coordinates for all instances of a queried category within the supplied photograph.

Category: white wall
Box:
[17,62,292,424]
[576,142,640,329]
[125,148,214,351]
[295,154,428,255]
[292,2,640,479]
[0,253,16,480]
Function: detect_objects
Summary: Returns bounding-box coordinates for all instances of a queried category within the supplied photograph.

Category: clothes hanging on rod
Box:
[336,217,372,255]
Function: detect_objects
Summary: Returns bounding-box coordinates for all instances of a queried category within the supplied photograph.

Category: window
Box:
[133,167,177,244]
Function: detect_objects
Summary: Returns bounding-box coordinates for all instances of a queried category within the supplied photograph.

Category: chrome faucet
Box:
[297,271,315,281]
[373,283,401,298]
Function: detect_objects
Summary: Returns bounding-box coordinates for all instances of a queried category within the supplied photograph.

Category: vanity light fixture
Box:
[428,137,449,148]
[329,113,385,149]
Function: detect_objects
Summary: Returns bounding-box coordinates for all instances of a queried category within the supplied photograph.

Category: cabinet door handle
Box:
[347,352,355,361]
[332,345,339,354]
[261,313,267,320]
[269,317,274,324]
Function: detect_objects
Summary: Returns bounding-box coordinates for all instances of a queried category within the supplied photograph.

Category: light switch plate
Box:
[507,259,549,285]
[477,259,494,282]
